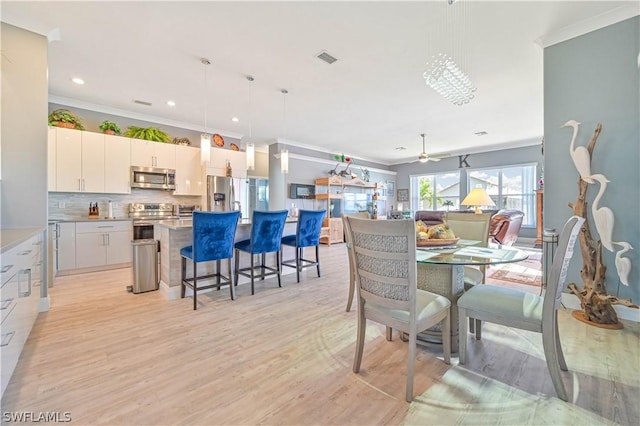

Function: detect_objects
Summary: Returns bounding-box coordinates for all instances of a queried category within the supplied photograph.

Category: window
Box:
[410,172,461,211]
[467,164,536,227]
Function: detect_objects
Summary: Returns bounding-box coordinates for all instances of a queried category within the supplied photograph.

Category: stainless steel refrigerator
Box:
[207,175,244,215]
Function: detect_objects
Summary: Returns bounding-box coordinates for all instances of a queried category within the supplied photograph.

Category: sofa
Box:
[415,209,524,246]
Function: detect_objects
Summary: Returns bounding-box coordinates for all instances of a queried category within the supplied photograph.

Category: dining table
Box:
[414,240,529,352]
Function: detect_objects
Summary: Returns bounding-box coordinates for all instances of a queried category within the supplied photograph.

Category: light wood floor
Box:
[2,244,638,425]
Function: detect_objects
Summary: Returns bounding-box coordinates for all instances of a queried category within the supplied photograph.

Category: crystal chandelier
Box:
[423,0,475,106]
[423,53,475,105]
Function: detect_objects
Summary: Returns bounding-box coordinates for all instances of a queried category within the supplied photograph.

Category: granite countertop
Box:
[48,217,132,223]
[156,217,298,230]
[1,227,45,253]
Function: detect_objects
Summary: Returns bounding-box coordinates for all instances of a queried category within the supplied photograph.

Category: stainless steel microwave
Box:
[130,166,176,190]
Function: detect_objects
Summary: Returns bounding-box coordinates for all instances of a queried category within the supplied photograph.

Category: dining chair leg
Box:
[315,245,321,277]
[406,331,417,402]
[192,261,198,311]
[386,326,393,341]
[475,320,482,340]
[261,253,266,280]
[295,247,300,283]
[234,249,239,287]
[442,312,451,364]
[555,315,568,371]
[353,312,366,373]
[542,325,569,402]
[180,257,186,299]
[215,260,221,290]
[250,254,255,295]
[276,250,282,288]
[458,306,468,364]
[228,258,235,300]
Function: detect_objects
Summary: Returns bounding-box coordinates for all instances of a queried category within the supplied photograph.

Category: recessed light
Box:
[231,117,239,122]
[71,77,85,85]
[474,131,488,136]
[167,100,176,107]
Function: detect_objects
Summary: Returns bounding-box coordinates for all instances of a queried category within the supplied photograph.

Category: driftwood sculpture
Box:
[565,123,638,327]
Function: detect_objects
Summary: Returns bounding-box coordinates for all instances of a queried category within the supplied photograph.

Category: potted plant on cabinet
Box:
[99,120,122,135]
[48,109,85,130]
[124,126,171,142]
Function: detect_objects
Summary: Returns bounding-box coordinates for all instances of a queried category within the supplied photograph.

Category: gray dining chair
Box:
[344,216,451,402]
[457,215,584,402]
[445,211,493,332]
[342,212,371,312]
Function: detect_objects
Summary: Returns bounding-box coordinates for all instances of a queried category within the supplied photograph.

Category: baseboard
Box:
[38,296,51,312]
[562,293,639,323]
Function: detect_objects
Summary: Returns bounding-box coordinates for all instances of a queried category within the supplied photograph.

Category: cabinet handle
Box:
[82,179,86,191]
[107,233,110,245]
[1,298,14,310]
[18,268,32,297]
[78,178,82,190]
[1,265,14,273]
[18,250,32,256]
[1,331,15,347]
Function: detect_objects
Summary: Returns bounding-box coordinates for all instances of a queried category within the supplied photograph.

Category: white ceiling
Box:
[2,1,637,165]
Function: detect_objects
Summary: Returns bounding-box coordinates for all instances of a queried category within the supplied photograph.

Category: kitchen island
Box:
[154,218,298,300]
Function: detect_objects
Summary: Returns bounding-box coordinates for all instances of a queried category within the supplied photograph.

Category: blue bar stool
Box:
[281,209,326,282]
[234,210,288,295]
[180,210,240,310]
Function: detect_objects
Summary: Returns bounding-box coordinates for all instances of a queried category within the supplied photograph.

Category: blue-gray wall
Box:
[391,144,543,239]
[544,16,639,302]
[1,23,48,229]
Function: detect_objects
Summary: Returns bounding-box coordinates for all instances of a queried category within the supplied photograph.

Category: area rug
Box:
[487,251,542,287]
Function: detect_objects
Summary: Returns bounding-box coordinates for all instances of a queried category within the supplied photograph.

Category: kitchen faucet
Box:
[232,201,242,213]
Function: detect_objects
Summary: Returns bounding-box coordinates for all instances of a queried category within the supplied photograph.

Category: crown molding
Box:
[48,95,245,140]
[535,4,639,48]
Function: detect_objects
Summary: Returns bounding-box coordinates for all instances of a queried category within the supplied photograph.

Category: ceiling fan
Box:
[417,133,447,163]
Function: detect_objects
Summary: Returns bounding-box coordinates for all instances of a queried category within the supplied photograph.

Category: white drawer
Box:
[76,220,131,234]
[0,277,19,325]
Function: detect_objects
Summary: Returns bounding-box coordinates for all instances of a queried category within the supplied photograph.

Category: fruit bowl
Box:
[416,237,460,247]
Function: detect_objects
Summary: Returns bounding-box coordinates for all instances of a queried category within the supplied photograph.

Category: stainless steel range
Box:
[129,203,177,240]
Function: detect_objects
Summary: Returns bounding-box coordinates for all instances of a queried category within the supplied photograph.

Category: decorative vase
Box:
[104,129,116,135]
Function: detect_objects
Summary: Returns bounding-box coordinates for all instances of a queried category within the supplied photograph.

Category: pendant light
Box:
[280,89,289,174]
[246,75,255,171]
[200,58,211,164]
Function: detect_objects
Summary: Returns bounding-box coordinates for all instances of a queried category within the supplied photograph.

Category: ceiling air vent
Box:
[316,51,338,64]
[134,99,152,106]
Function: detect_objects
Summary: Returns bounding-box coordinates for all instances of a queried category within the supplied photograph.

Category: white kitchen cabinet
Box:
[174,145,203,196]
[207,148,247,178]
[75,221,132,269]
[80,132,106,192]
[56,222,77,271]
[131,139,176,169]
[47,127,57,191]
[1,232,43,398]
[51,128,105,193]
[53,127,82,192]
[104,135,131,194]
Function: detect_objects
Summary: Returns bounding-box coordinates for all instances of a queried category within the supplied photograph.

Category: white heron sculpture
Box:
[612,241,633,286]
[562,120,594,184]
[589,174,614,252]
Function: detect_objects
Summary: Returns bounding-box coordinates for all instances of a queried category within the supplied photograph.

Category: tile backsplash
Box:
[48,189,201,220]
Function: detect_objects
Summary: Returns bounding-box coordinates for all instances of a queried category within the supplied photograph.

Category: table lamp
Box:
[461,187,495,214]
